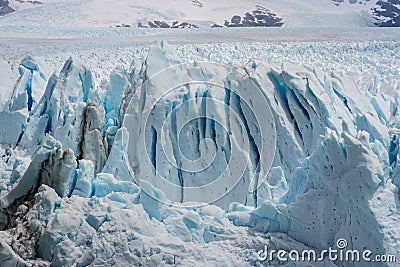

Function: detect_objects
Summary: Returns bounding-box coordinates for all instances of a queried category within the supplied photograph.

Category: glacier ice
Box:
[81,103,108,175]
[0,41,399,266]
[123,42,277,208]
[0,135,61,212]
[41,148,77,198]
[0,56,47,146]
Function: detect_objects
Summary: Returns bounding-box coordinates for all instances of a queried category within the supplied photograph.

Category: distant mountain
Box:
[0,0,398,28]
[372,0,400,26]
[332,0,373,6]
[220,5,283,27]
[0,0,14,16]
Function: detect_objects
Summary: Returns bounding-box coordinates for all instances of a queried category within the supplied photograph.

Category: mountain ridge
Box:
[1,0,399,28]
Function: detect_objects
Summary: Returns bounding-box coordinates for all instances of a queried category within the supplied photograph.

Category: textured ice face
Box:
[123,44,276,208]
[0,41,399,266]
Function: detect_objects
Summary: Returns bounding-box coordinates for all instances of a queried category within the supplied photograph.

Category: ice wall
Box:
[123,42,276,208]
[0,42,399,266]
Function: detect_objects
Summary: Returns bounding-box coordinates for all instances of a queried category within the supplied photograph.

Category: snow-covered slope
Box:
[0,40,399,265]
[0,0,396,28]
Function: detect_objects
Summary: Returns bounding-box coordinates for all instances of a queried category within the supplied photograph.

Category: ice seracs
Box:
[0,56,47,146]
[123,42,276,208]
[0,42,399,266]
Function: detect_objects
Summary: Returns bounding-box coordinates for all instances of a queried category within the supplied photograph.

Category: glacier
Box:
[0,40,399,266]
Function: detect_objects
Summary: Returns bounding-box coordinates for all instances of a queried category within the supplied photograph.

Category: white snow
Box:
[0,0,381,28]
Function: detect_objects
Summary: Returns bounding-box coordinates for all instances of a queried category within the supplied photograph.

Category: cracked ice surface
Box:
[0,40,399,266]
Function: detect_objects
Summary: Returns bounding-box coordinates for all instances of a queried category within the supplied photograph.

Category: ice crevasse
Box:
[0,42,399,266]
